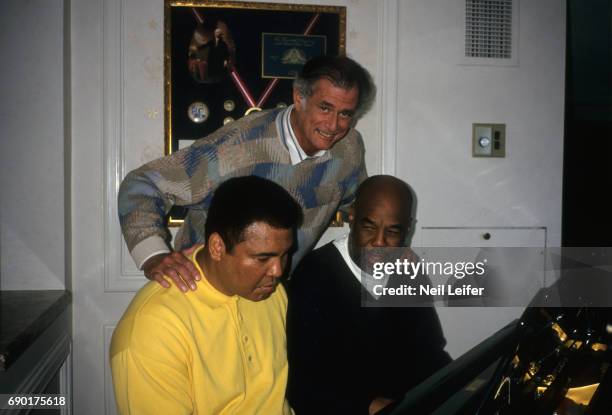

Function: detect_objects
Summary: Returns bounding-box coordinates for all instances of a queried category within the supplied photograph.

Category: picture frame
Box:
[164,0,346,154]
[163,0,346,225]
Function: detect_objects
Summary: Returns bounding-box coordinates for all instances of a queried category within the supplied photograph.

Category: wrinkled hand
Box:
[142,245,203,292]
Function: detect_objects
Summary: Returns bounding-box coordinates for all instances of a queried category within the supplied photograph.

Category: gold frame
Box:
[164,0,346,155]
[163,0,346,226]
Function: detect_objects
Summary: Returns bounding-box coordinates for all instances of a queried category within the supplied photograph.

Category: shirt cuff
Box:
[131,236,171,269]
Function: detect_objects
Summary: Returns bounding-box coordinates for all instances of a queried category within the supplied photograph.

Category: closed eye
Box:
[360,218,377,230]
[385,226,404,237]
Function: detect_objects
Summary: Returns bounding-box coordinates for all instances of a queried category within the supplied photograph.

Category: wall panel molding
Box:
[103,324,118,415]
[103,0,144,292]
[377,0,399,175]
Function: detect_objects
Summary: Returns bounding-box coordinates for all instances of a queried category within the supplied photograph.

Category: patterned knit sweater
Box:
[118,107,367,268]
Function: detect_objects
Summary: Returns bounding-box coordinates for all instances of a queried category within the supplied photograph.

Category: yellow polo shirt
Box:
[110,247,291,414]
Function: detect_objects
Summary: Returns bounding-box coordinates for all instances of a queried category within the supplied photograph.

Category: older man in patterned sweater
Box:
[118,55,375,291]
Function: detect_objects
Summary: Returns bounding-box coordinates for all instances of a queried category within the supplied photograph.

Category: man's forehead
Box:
[239,223,293,244]
[355,194,411,222]
[312,78,358,97]
[356,191,400,210]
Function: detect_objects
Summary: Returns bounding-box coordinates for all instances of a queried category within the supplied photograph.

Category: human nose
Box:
[371,229,386,248]
[325,113,339,131]
[268,257,284,279]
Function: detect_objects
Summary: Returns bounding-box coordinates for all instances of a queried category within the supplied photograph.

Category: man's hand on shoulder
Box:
[142,246,203,292]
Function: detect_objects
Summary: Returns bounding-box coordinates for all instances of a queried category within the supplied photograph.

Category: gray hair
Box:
[293,55,376,119]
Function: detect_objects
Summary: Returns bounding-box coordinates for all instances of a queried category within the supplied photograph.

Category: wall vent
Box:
[465,0,513,59]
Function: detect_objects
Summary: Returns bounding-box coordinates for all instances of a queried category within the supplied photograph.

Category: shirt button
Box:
[248,355,252,362]
[243,336,249,343]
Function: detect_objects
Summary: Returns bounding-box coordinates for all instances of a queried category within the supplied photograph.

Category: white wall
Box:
[397,0,565,246]
[0,0,69,290]
[393,0,565,357]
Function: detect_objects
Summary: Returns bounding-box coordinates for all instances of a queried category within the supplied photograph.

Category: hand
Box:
[142,246,203,292]
[369,397,394,415]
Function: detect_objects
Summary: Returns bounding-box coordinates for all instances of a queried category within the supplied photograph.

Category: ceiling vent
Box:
[463,0,518,66]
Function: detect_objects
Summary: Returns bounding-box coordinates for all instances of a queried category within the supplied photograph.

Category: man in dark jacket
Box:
[287,175,451,415]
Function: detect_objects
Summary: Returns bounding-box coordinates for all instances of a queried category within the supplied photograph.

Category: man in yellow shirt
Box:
[110,176,303,414]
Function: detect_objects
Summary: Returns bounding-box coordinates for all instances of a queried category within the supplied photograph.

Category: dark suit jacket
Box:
[287,243,452,415]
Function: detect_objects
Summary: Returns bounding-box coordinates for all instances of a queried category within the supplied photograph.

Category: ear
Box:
[292,86,304,110]
[207,233,226,261]
[347,206,355,226]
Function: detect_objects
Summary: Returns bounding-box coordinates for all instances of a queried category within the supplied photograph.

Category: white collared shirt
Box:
[276,105,326,166]
[333,234,389,299]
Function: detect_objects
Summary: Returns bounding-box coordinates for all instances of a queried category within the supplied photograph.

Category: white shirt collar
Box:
[332,234,388,299]
[276,105,327,166]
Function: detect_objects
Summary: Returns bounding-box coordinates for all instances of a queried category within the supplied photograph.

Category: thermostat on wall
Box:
[472,123,506,157]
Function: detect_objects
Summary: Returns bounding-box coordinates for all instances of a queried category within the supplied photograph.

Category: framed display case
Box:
[164,0,346,154]
[164,0,346,224]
